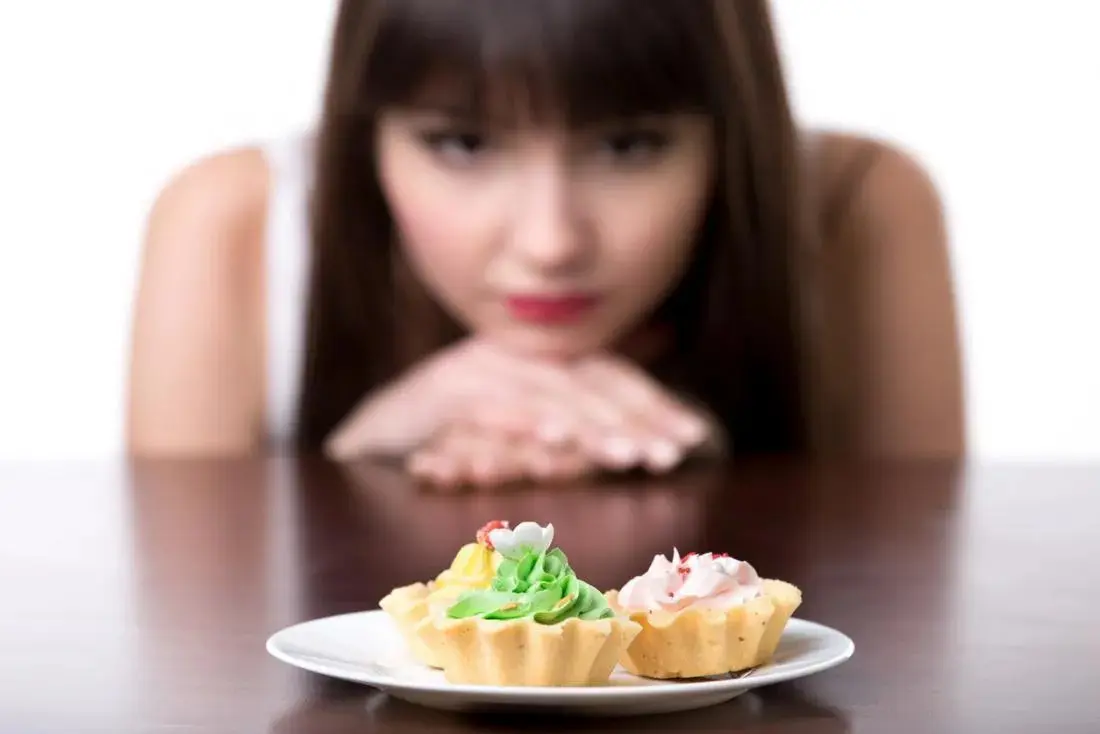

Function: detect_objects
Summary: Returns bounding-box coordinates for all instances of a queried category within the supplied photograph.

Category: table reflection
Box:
[297,460,727,617]
[122,456,966,731]
[126,458,300,728]
[268,678,852,733]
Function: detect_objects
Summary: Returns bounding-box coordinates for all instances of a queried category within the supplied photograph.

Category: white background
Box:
[0,1,1096,461]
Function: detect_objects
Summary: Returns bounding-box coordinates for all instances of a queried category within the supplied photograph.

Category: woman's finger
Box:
[480,356,644,469]
[580,356,708,442]
[406,449,464,490]
[572,356,709,472]
[443,424,530,489]
[466,432,525,488]
[543,446,595,482]
[467,345,671,469]
[449,349,579,444]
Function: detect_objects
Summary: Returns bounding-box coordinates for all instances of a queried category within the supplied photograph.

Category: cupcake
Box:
[415,521,642,686]
[606,550,801,679]
[379,520,505,667]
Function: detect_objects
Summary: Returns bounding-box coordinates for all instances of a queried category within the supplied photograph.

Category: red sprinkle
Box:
[677,552,729,576]
[476,520,510,549]
[680,551,728,565]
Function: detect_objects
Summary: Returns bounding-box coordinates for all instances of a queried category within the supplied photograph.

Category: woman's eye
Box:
[418,130,489,162]
[601,130,672,160]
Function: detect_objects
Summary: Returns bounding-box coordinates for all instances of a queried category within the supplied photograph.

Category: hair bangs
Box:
[361,0,719,126]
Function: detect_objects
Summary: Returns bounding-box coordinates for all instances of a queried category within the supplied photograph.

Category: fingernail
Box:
[538,421,570,444]
[427,454,455,477]
[471,457,494,481]
[648,440,683,471]
[531,455,556,479]
[675,416,708,444]
[408,453,438,475]
[531,449,554,470]
[604,437,639,466]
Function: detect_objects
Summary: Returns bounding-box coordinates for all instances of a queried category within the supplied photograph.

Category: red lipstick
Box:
[504,293,600,325]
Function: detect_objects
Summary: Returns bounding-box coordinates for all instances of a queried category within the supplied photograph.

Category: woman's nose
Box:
[509,162,589,275]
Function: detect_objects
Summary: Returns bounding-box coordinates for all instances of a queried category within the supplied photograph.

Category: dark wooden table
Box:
[2,458,1098,733]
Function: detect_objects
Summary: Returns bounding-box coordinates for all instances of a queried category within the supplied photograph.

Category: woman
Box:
[127,0,965,486]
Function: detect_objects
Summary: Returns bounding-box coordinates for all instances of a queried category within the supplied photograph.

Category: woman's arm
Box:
[126,149,269,456]
[823,137,967,459]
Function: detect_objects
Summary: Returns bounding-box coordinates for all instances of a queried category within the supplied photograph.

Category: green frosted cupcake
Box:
[415,521,641,686]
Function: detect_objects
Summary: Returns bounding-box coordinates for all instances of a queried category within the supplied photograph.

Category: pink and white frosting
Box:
[617,549,763,612]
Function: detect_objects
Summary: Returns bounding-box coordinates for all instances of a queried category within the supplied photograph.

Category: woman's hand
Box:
[543,352,719,471]
[324,339,718,474]
[323,339,571,460]
[405,422,597,490]
[402,351,722,489]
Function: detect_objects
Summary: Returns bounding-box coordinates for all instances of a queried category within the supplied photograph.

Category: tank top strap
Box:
[260,130,315,447]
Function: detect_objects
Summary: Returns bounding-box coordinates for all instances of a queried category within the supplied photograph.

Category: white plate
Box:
[267,610,854,717]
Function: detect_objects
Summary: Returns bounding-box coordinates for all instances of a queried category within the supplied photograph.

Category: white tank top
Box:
[260,131,315,447]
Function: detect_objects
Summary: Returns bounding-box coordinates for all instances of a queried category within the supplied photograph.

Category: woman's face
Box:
[375,103,715,360]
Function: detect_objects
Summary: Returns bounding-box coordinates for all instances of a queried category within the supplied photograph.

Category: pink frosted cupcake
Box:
[606,550,801,679]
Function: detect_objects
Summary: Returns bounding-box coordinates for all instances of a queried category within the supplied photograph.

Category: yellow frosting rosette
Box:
[379,521,506,667]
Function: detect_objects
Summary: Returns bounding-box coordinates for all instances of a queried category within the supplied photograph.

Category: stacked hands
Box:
[325,339,720,487]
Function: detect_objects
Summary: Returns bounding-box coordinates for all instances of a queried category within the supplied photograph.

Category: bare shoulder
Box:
[146,147,270,247]
[127,147,272,456]
[804,131,965,459]
[810,130,946,241]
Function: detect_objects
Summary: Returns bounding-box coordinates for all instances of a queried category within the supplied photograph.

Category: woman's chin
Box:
[482,326,616,363]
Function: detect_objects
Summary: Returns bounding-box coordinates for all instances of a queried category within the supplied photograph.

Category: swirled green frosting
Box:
[446,547,613,624]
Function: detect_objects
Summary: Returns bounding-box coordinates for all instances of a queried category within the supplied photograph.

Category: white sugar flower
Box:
[488,521,555,560]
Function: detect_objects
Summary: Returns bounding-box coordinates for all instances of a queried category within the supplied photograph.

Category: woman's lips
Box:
[504,293,601,325]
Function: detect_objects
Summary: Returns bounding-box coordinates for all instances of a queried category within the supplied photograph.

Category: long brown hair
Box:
[297,0,811,455]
